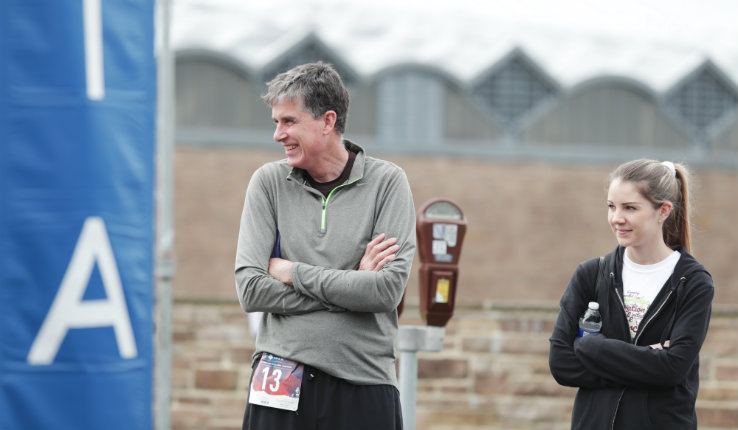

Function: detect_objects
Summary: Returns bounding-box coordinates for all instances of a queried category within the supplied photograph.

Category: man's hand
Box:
[359,233,399,272]
[268,258,293,285]
[268,233,397,285]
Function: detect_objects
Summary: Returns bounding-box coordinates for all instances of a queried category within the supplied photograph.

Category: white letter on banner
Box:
[83,0,105,100]
[27,217,137,365]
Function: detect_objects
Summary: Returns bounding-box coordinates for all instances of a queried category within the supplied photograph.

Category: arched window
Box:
[665,61,738,143]
[376,68,445,147]
[261,35,357,88]
[471,49,558,133]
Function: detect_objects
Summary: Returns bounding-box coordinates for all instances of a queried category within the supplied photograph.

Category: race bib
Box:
[249,353,304,411]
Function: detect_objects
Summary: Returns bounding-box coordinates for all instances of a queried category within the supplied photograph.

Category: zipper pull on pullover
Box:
[320,198,327,234]
[318,177,362,234]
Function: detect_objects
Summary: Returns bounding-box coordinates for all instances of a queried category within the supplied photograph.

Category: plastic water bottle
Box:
[578,302,602,337]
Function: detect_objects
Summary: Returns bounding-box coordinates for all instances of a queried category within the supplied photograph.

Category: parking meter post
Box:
[398,198,465,429]
[397,325,445,430]
[398,348,417,430]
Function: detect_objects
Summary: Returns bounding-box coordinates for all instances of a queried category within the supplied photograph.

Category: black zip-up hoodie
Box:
[549,246,713,430]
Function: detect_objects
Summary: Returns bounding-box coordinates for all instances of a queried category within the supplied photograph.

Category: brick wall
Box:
[169,301,737,430]
[174,148,738,307]
[170,147,738,428]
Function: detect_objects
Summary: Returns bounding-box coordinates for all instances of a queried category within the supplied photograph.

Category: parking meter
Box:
[416,198,467,326]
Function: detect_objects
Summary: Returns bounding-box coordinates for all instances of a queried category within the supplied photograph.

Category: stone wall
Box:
[169,301,737,430]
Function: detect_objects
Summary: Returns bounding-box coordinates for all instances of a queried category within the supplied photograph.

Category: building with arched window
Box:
[172,0,737,165]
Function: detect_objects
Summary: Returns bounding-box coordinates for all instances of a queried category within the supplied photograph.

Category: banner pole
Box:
[155,0,175,428]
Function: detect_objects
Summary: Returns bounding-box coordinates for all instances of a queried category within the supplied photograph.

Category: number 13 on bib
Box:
[249,354,304,411]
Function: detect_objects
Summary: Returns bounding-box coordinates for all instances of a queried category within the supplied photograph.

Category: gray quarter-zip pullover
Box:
[235,141,416,386]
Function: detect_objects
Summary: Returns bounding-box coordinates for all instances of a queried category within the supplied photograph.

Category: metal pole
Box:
[399,349,418,430]
[396,325,445,430]
[154,0,175,428]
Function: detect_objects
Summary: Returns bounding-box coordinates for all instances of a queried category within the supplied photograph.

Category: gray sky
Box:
[173,0,738,90]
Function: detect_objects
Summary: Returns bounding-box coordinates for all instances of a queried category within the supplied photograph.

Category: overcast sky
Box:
[174,0,738,88]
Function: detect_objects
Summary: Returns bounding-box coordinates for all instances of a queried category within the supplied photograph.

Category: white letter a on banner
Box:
[28,217,138,365]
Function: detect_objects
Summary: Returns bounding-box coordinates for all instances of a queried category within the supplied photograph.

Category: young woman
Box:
[549,159,714,430]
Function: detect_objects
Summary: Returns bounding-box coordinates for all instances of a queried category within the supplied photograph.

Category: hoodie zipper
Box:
[633,277,682,346]
[610,390,625,430]
[319,177,362,233]
[608,269,684,429]
[607,270,627,430]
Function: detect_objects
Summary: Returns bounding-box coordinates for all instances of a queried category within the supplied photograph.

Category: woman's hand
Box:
[650,340,670,350]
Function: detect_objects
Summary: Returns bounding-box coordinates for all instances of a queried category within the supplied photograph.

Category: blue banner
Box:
[0,1,156,429]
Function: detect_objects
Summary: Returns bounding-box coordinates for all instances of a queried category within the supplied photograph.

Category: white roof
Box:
[172,0,738,93]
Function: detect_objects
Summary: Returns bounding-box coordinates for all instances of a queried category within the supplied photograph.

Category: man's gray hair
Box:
[262,62,349,134]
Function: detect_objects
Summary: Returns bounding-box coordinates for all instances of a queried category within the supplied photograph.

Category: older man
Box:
[235,62,416,429]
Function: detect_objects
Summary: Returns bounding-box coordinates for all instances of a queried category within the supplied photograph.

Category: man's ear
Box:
[322,110,337,134]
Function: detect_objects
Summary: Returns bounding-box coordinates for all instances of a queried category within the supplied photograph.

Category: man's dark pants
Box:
[242,361,403,430]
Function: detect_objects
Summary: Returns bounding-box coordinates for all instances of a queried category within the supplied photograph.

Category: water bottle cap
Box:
[588,302,599,310]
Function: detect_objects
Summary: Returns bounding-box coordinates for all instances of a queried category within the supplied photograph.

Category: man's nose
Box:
[273,124,286,142]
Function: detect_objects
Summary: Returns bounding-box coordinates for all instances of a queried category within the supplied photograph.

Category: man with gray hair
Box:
[235,62,416,429]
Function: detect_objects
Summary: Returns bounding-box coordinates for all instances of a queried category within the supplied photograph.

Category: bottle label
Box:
[578,328,599,337]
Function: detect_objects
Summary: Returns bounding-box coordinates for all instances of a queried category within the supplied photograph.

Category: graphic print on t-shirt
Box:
[622,250,680,339]
[624,290,650,338]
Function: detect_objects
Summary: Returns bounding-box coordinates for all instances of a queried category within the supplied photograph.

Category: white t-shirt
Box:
[622,250,680,339]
